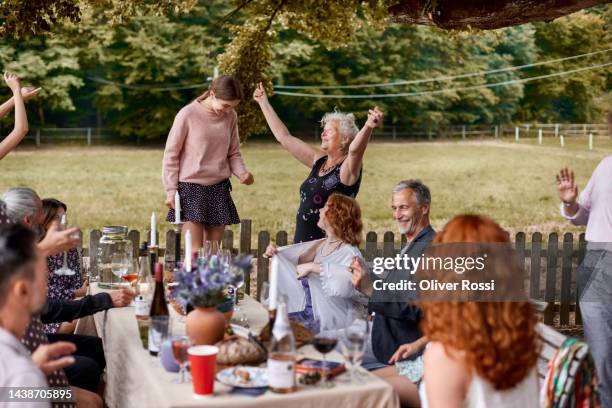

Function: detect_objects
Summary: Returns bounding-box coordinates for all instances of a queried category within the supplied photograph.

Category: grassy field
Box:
[1,135,610,245]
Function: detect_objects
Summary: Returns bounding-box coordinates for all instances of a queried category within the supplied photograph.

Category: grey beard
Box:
[398,214,422,236]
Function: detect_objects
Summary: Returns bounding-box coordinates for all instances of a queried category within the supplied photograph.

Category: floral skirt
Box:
[166,180,240,226]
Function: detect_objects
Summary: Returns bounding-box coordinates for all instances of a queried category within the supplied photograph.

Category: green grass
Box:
[1,135,610,246]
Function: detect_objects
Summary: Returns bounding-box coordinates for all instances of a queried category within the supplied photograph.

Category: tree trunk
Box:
[389,0,608,30]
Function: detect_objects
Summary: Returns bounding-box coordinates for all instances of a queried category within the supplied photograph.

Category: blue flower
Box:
[171,254,253,308]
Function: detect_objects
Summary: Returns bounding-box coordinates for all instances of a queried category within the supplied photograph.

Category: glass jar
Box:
[97,226,134,289]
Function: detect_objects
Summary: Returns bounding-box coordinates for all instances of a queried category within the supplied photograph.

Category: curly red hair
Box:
[420,214,538,390]
[324,193,362,246]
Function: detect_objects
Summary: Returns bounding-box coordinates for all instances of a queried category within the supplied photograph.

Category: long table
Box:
[90,284,399,408]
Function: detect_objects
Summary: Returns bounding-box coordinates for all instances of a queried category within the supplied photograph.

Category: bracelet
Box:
[562,201,576,208]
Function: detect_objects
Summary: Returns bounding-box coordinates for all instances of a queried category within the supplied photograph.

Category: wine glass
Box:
[340,309,369,384]
[199,240,213,261]
[218,248,232,270]
[312,332,338,388]
[232,267,245,313]
[111,253,131,287]
[149,315,170,361]
[54,214,76,276]
[260,281,270,307]
[170,335,191,384]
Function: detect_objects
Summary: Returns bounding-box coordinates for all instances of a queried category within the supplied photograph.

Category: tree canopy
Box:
[0,1,609,140]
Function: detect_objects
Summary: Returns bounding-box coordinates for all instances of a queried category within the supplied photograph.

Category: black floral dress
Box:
[44,248,82,334]
[294,156,362,243]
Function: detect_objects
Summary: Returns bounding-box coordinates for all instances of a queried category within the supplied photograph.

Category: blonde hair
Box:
[320,109,359,149]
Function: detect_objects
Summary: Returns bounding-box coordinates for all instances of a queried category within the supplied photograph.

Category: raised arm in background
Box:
[253,82,324,167]
[0,74,40,160]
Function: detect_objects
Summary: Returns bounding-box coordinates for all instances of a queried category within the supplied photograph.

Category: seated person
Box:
[2,188,134,403]
[351,180,435,407]
[41,198,87,334]
[419,215,538,408]
[0,222,95,408]
[264,193,365,334]
[2,187,79,257]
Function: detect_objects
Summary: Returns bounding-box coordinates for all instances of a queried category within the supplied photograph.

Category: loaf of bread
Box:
[215,336,267,366]
[259,320,313,348]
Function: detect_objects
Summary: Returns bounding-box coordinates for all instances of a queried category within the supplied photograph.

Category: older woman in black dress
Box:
[253,82,383,243]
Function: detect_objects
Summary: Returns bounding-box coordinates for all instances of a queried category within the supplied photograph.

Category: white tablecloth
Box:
[90,284,399,408]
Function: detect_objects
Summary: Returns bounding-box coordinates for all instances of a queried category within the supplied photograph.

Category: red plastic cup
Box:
[188,345,219,396]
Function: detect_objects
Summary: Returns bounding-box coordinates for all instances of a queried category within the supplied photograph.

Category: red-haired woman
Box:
[264,193,364,334]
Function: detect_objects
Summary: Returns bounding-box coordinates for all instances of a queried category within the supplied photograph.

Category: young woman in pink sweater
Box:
[162,75,254,250]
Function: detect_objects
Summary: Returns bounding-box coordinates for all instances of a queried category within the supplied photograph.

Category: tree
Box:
[518,8,611,122]
[0,0,197,38]
[57,3,229,138]
[0,37,83,125]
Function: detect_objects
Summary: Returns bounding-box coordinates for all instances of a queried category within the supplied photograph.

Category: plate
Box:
[216,366,268,388]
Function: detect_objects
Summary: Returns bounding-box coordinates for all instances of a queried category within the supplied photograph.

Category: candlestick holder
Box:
[169,222,184,274]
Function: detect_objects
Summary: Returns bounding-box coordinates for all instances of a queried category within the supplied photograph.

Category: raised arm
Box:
[556,166,591,226]
[340,106,383,186]
[0,86,40,119]
[253,82,323,167]
[0,73,30,160]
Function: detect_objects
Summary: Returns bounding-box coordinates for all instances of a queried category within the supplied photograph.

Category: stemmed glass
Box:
[198,240,216,262]
[259,281,270,308]
[54,214,76,276]
[232,266,245,313]
[171,335,192,383]
[111,253,131,287]
[149,315,170,365]
[312,326,338,388]
[340,309,369,384]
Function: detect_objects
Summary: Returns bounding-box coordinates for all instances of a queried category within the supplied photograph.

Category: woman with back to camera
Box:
[417,215,538,408]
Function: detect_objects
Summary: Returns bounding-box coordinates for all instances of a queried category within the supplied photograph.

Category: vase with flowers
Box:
[171,254,252,345]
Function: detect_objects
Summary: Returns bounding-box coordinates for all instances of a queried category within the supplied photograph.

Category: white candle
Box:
[185,230,192,272]
[269,256,279,310]
[150,212,157,247]
[174,191,181,223]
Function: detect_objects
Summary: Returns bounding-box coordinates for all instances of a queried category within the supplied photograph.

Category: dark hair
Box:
[0,223,37,307]
[197,75,243,102]
[41,198,67,236]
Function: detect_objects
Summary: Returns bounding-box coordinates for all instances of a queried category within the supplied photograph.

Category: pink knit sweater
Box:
[162,101,248,194]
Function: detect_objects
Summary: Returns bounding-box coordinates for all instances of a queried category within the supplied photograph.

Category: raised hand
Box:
[349,257,363,288]
[365,106,384,129]
[38,221,80,257]
[3,72,21,94]
[263,243,278,258]
[556,167,578,204]
[252,82,268,104]
[21,86,41,102]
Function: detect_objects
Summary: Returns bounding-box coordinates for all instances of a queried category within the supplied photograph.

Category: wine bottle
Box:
[148,263,169,356]
[267,297,296,393]
[137,251,153,301]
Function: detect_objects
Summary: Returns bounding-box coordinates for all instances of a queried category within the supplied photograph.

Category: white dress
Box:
[419,368,539,408]
[273,239,365,333]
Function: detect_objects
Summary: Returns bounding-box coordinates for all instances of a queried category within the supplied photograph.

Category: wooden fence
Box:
[85,220,586,328]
